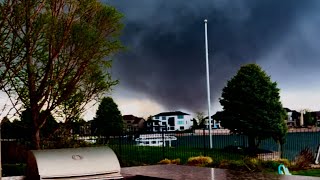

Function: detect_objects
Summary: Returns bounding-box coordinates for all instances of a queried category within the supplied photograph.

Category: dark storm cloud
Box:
[106,0,319,112]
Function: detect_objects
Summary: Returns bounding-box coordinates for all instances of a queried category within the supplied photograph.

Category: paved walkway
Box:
[122,165,320,180]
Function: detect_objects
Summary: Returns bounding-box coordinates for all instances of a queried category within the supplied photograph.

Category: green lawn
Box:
[108,144,244,166]
[292,169,320,177]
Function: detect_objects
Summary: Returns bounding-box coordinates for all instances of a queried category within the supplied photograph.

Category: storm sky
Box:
[83,0,320,119]
[1,0,320,120]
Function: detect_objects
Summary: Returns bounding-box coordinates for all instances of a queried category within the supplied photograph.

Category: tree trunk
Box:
[30,108,41,149]
[32,127,41,150]
[280,143,284,158]
[248,136,257,154]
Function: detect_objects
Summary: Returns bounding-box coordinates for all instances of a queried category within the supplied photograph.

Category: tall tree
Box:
[0,0,123,149]
[92,97,123,143]
[219,64,287,152]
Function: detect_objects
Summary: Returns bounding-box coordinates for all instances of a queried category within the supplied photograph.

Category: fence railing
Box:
[2,128,320,166]
[106,128,320,166]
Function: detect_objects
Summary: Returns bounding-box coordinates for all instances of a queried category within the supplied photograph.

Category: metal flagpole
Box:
[204,19,213,149]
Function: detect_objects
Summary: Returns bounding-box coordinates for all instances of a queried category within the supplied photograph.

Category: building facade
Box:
[149,111,192,132]
[123,115,145,132]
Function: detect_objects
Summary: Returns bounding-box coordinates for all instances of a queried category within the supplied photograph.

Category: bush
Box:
[276,159,291,167]
[42,138,92,149]
[292,147,314,169]
[2,164,26,177]
[171,158,181,165]
[243,157,261,171]
[158,158,181,165]
[260,160,282,170]
[218,159,249,171]
[187,156,213,167]
[218,159,231,169]
[158,158,171,164]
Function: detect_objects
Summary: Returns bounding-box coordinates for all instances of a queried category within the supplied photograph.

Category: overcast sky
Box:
[98,0,320,119]
[2,0,320,120]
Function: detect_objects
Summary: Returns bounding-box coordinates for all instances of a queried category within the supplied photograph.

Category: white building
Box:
[150,111,192,132]
[204,116,221,129]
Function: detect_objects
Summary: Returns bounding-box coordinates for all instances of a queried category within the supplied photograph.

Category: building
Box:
[123,115,145,132]
[284,108,296,127]
[203,111,223,129]
[148,111,192,132]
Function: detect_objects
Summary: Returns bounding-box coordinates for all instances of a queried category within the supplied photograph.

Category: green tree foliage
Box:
[191,118,198,129]
[68,118,87,135]
[0,0,123,149]
[219,64,287,151]
[1,116,12,139]
[304,111,316,127]
[1,110,58,148]
[92,97,123,142]
[1,109,58,142]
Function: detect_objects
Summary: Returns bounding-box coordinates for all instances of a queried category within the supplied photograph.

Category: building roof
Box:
[284,108,292,112]
[154,111,190,117]
[123,115,145,124]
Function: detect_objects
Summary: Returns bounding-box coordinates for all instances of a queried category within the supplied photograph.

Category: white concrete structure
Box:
[151,111,192,132]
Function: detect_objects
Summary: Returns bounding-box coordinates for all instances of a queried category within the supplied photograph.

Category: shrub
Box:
[260,160,282,170]
[228,160,246,170]
[292,147,314,169]
[187,156,213,167]
[42,138,92,149]
[171,158,181,165]
[218,159,231,169]
[243,157,261,171]
[2,164,26,177]
[158,158,181,165]
[276,159,290,167]
[218,159,249,171]
[158,158,172,164]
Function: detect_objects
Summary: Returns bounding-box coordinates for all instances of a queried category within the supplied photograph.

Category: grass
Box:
[292,169,320,177]
[108,144,245,167]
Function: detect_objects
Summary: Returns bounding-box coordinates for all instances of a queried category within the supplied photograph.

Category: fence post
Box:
[119,132,122,160]
[203,128,206,156]
[162,129,165,160]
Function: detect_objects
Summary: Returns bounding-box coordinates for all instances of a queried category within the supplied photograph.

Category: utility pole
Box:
[204,19,213,149]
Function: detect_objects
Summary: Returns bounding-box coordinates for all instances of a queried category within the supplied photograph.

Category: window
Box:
[178,121,184,125]
[180,126,184,130]
[170,127,174,130]
[152,141,156,144]
[162,116,166,120]
[162,122,166,125]
[168,117,175,126]
[155,116,159,119]
[178,115,184,119]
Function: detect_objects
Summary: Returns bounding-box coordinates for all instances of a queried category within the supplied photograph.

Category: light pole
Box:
[204,19,213,149]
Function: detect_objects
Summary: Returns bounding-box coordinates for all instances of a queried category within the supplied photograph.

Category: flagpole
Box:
[204,19,213,149]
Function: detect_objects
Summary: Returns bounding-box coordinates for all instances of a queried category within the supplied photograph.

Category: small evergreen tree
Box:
[92,97,123,143]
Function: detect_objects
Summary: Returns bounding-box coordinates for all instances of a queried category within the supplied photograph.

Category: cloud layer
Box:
[107,0,320,113]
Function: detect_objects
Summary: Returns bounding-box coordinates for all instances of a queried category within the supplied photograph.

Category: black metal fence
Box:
[2,128,320,166]
[107,128,320,166]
